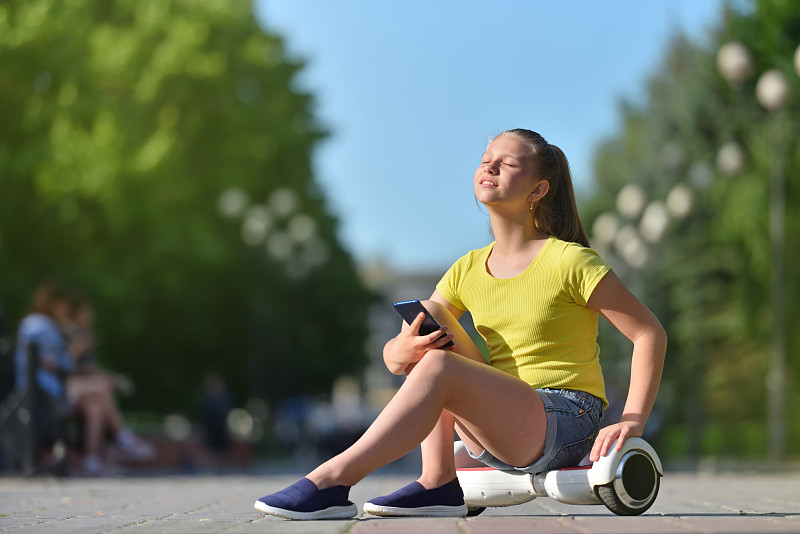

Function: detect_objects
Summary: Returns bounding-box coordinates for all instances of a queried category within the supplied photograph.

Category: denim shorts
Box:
[465,388,605,474]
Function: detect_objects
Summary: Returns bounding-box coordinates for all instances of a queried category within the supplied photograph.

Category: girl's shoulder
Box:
[441,242,493,286]
[547,236,604,262]
[454,242,493,271]
[449,242,492,266]
[20,312,53,327]
[549,238,611,299]
[542,237,609,283]
[19,313,59,336]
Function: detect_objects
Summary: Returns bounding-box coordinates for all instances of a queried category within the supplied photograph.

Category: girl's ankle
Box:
[417,473,456,490]
[306,474,350,491]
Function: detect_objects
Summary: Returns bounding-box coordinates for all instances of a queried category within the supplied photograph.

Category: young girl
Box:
[254,128,667,520]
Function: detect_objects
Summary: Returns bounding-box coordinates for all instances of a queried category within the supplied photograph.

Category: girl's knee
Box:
[80,400,103,419]
[412,349,454,377]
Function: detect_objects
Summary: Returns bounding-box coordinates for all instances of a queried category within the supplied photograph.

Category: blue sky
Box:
[255,1,724,272]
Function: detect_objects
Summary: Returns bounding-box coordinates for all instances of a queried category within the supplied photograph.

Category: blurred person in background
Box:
[63,293,135,396]
[13,281,79,461]
[61,293,155,474]
[200,371,232,465]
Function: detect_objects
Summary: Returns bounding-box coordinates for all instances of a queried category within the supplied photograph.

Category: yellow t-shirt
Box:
[436,236,611,406]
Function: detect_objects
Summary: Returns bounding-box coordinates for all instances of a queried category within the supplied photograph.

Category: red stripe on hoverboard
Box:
[456,467,498,472]
[457,465,592,472]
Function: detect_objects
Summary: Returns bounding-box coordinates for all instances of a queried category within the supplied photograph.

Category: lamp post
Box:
[755,68,789,462]
[717,42,792,462]
[218,185,331,406]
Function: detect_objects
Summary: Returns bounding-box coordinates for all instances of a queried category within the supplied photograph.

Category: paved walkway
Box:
[1,471,799,533]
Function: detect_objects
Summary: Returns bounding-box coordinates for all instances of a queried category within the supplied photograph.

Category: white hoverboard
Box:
[455,437,663,516]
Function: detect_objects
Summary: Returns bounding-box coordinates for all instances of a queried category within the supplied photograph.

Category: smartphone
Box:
[393,300,455,348]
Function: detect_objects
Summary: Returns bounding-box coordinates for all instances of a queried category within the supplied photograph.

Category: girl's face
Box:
[52,299,71,324]
[474,134,537,209]
[74,305,94,329]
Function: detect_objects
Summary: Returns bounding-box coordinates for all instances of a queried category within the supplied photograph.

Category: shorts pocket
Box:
[544,391,601,470]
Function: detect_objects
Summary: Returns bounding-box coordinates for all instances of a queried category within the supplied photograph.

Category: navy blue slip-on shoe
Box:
[363,478,467,517]
[254,478,357,520]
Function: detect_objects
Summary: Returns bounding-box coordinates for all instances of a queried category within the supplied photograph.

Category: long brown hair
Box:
[27,280,70,318]
[499,129,590,247]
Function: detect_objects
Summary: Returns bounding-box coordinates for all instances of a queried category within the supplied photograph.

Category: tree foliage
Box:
[585,0,799,459]
[0,0,377,413]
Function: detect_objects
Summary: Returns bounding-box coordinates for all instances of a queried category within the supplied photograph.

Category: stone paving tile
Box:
[1,472,799,533]
[351,518,462,533]
[245,516,355,534]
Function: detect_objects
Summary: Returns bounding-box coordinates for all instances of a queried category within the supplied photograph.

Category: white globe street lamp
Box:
[616,183,647,219]
[614,224,648,269]
[241,205,271,246]
[717,41,754,84]
[716,141,745,176]
[756,69,790,113]
[794,43,800,77]
[218,187,249,219]
[592,212,621,246]
[666,184,694,219]
[639,201,670,244]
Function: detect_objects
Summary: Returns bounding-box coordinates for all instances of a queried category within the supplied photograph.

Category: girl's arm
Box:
[586,270,667,461]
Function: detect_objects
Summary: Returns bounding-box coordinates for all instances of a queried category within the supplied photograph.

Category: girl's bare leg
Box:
[69,376,125,435]
[416,300,492,489]
[306,346,546,489]
[79,396,105,459]
[93,385,124,435]
[77,385,126,461]
[417,410,457,489]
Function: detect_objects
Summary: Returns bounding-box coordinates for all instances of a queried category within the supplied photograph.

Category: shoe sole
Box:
[363,502,468,517]
[253,500,357,520]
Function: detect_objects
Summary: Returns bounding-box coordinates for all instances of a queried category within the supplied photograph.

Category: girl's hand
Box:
[68,335,93,359]
[589,419,644,462]
[383,312,454,374]
[40,353,59,372]
[113,373,136,396]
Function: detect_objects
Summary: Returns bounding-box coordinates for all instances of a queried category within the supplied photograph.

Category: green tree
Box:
[0,0,376,414]
[584,0,799,461]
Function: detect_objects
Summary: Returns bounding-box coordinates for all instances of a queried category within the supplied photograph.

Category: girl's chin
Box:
[474,192,501,205]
